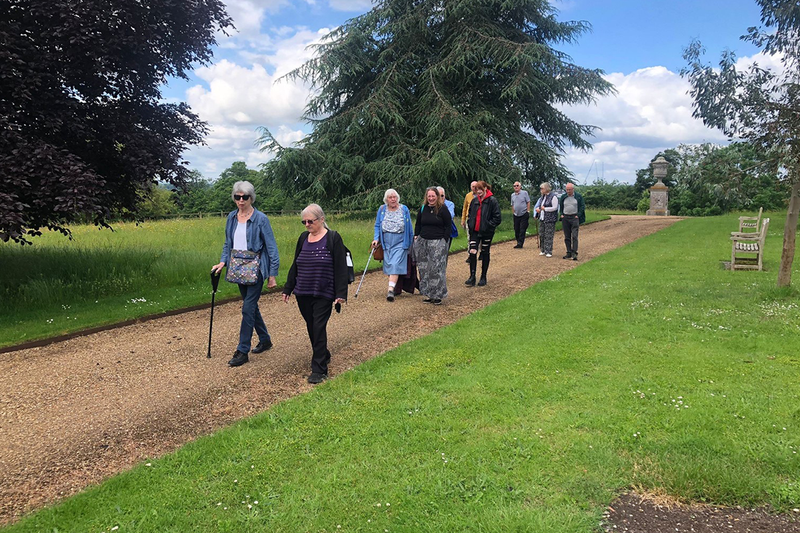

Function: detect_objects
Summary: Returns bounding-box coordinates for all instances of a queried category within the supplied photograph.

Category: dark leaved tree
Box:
[682,0,800,287]
[257,0,613,208]
[0,0,232,243]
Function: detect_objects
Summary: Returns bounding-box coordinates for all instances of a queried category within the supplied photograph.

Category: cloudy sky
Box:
[163,0,770,185]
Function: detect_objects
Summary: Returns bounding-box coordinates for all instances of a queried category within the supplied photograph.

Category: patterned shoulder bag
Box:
[226,250,260,285]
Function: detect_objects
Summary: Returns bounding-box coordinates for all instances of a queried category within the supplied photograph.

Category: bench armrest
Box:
[730,233,759,240]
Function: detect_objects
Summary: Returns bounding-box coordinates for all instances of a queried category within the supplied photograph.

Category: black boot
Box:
[477,255,490,286]
[465,254,477,286]
[228,350,249,367]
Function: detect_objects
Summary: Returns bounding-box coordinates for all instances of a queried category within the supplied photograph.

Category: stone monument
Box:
[646,156,670,216]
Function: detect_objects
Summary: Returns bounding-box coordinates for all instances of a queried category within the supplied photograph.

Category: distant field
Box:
[4,213,798,533]
[0,210,608,348]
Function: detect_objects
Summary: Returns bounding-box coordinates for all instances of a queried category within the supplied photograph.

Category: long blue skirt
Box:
[382,231,408,275]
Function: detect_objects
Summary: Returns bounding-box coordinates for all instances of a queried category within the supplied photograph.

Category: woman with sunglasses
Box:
[282,204,348,384]
[212,181,280,367]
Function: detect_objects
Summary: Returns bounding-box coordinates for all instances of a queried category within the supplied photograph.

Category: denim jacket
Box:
[373,204,414,250]
[220,209,280,279]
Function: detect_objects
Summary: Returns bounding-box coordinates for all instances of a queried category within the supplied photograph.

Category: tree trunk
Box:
[777,178,800,287]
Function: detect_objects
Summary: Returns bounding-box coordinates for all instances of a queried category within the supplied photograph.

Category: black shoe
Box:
[387,290,395,302]
[308,372,328,384]
[465,276,476,286]
[251,339,273,353]
[513,244,523,249]
[477,277,487,286]
[423,297,433,303]
[465,256,470,263]
[431,299,442,305]
[573,254,578,261]
[562,254,572,260]
[228,350,249,367]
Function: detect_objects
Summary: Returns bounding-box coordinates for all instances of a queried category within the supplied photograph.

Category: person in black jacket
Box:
[414,187,452,304]
[466,180,502,286]
[282,204,348,384]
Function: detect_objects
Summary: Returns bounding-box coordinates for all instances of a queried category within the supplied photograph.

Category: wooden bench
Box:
[738,207,763,233]
[730,217,769,271]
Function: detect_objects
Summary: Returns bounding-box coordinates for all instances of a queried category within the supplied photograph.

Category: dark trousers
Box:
[468,232,493,279]
[237,277,269,353]
[296,295,333,375]
[562,216,580,256]
[513,214,529,246]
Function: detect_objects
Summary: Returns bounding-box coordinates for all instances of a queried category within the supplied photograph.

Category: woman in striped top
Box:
[282,204,348,384]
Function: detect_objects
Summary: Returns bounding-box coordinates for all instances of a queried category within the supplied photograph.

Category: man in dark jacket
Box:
[466,181,502,286]
[559,183,586,261]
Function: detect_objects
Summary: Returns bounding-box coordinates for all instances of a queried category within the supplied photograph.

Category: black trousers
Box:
[296,295,333,375]
[513,214,529,246]
[562,215,580,256]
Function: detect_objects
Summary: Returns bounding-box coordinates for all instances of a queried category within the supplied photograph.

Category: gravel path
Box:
[1,215,680,523]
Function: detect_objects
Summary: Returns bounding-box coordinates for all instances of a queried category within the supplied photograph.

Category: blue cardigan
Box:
[373,204,414,250]
[220,209,280,279]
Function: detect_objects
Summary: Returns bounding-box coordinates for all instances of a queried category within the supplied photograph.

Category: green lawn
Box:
[0,210,606,348]
[5,213,799,532]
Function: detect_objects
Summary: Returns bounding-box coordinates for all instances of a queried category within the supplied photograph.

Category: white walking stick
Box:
[354,246,376,298]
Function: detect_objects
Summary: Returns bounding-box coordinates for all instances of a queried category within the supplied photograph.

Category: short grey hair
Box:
[539,182,551,193]
[301,203,327,227]
[232,181,256,203]
[436,186,446,198]
[383,188,400,204]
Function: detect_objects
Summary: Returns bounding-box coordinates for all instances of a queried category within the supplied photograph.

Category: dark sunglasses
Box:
[234,194,251,201]
[301,218,319,226]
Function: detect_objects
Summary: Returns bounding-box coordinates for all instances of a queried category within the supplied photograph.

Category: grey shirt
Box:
[511,190,530,216]
[562,195,579,216]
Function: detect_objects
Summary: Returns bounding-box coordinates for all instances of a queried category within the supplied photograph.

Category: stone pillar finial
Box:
[647,156,670,216]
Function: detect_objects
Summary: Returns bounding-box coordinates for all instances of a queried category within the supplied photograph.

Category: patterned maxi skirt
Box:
[414,237,448,300]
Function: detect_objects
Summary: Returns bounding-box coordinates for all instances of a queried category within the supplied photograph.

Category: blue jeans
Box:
[237,276,270,353]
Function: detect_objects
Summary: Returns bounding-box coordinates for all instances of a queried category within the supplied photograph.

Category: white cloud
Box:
[182,26,332,177]
[561,65,729,184]
[224,0,289,37]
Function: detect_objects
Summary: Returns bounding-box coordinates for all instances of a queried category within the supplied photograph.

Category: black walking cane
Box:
[207,270,221,358]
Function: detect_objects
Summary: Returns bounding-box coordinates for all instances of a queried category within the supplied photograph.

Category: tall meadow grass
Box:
[0,209,606,347]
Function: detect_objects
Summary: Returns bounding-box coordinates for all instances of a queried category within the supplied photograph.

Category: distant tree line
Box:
[131,161,304,220]
[134,140,786,220]
[579,142,788,215]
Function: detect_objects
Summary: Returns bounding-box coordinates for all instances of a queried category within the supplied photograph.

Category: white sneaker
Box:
[539,251,545,256]
[546,253,552,257]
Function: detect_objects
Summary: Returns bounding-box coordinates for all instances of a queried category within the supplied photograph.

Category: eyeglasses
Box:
[234,194,251,201]
[301,218,319,226]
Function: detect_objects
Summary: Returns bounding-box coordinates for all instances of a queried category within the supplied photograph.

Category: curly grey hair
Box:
[383,188,400,204]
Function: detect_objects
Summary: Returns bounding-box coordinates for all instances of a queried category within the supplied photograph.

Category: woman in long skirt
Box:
[372,189,414,301]
[413,187,452,305]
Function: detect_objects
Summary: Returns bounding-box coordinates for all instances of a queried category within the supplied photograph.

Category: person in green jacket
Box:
[559,183,586,261]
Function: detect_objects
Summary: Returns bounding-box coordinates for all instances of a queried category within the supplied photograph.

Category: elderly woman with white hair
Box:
[372,188,414,301]
[282,204,348,384]
[211,181,280,368]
